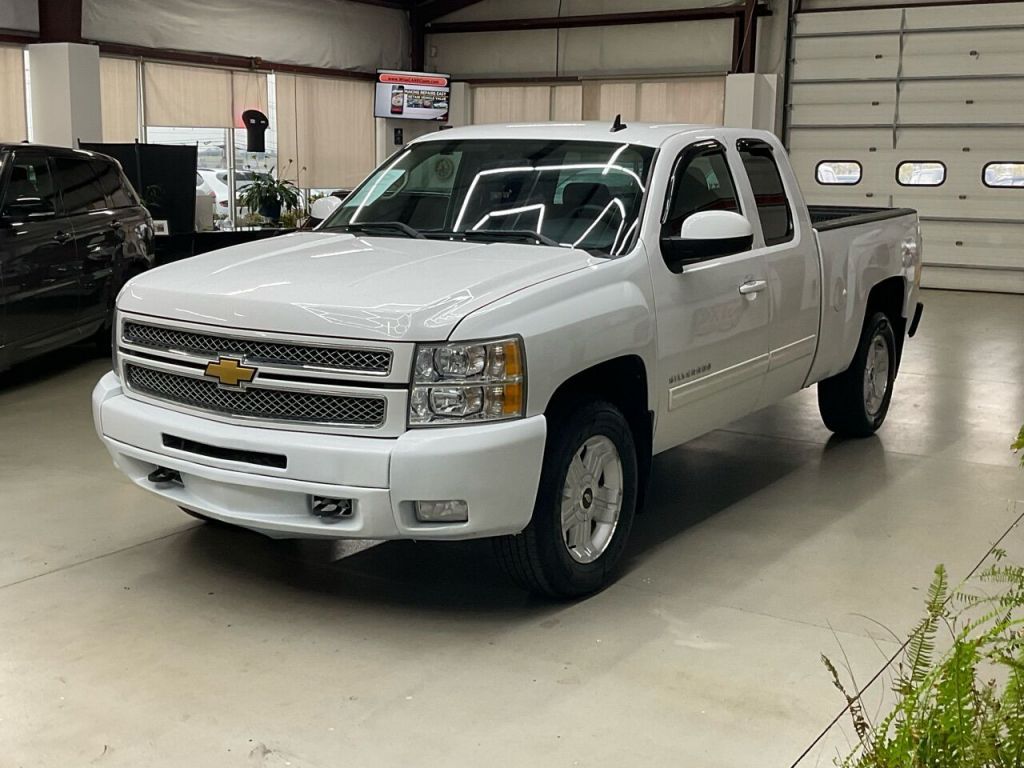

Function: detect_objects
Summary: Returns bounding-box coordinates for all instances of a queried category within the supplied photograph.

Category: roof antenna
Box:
[610,114,627,133]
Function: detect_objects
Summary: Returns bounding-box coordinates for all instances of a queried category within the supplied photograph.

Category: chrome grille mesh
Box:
[125,365,386,426]
[122,321,391,374]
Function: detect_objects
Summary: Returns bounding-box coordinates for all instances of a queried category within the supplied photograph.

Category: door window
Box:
[738,140,794,246]
[661,145,741,238]
[52,156,108,214]
[92,160,138,208]
[1,153,58,218]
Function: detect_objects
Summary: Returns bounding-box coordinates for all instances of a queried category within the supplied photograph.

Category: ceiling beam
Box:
[425,4,771,34]
[344,0,415,9]
[38,0,83,43]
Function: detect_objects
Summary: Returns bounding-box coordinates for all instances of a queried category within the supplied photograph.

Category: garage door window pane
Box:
[897,161,945,187]
[816,161,861,185]
[983,162,1024,188]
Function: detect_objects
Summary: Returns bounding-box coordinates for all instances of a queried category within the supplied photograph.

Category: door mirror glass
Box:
[310,195,342,222]
[660,211,754,272]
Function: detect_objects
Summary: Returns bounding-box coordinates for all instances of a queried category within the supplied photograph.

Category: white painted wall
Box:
[428,20,735,79]
[79,0,409,72]
[428,0,791,136]
[28,43,103,147]
[3,0,408,72]
[0,0,37,32]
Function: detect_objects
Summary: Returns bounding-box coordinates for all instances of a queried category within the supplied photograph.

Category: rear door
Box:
[51,154,121,328]
[650,139,771,452]
[0,149,80,352]
[734,138,821,407]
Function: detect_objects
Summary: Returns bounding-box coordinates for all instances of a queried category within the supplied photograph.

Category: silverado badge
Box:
[205,357,257,389]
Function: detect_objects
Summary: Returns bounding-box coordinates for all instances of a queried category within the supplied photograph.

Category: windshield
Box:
[322,139,657,256]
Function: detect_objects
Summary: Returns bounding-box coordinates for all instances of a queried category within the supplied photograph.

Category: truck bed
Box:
[809,205,917,232]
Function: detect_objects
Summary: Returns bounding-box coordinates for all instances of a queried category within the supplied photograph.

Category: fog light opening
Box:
[414,500,469,523]
[310,496,353,521]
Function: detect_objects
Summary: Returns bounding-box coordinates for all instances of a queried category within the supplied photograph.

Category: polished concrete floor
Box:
[1,289,1022,767]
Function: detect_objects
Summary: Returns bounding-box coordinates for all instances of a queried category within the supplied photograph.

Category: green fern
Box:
[828,559,1024,767]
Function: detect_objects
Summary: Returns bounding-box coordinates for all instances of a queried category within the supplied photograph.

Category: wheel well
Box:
[866,276,908,369]
[545,356,653,501]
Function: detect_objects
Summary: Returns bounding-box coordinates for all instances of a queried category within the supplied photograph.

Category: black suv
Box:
[0,144,154,371]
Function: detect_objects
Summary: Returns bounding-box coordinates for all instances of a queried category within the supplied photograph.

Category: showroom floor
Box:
[1,289,1022,767]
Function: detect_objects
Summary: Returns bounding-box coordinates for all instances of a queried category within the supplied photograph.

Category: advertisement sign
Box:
[374,70,451,122]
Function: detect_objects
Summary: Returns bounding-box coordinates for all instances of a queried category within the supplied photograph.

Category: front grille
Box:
[122,321,392,374]
[126,365,386,426]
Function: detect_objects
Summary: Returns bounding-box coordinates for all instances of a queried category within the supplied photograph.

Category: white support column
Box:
[27,42,102,147]
[724,73,780,136]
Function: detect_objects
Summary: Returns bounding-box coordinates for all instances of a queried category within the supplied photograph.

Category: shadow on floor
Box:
[0,341,106,393]
[165,429,888,615]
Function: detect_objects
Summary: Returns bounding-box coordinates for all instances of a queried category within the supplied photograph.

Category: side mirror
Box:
[309,195,342,223]
[660,210,754,272]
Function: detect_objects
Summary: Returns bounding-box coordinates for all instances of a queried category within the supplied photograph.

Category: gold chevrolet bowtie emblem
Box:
[204,357,257,389]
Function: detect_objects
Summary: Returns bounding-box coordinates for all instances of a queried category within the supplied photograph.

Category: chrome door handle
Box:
[739,279,768,296]
[53,230,73,244]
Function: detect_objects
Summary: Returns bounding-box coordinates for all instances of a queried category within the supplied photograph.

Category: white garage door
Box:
[787,2,1024,293]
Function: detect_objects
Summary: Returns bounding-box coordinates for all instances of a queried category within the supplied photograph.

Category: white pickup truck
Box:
[92,122,924,598]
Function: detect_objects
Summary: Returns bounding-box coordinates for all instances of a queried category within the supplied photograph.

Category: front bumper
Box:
[92,372,546,540]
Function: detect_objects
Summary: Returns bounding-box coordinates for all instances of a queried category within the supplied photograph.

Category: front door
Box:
[0,150,80,354]
[650,140,770,452]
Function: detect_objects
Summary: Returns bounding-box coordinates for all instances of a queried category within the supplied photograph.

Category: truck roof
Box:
[413,121,732,148]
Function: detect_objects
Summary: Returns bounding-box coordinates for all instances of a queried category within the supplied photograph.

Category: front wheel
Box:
[494,400,638,599]
[818,311,897,437]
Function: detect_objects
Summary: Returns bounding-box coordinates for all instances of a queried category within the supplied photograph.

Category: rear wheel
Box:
[494,400,638,599]
[818,311,897,437]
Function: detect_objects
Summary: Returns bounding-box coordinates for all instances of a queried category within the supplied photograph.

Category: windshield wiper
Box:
[328,221,425,239]
[429,229,564,248]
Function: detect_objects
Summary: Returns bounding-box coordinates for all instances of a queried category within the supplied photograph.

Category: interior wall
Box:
[0,0,37,32]
[81,0,408,72]
[428,20,735,78]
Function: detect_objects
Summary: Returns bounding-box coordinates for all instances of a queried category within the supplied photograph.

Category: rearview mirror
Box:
[660,210,754,272]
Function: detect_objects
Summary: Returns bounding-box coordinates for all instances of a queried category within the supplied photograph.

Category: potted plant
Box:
[236,167,300,225]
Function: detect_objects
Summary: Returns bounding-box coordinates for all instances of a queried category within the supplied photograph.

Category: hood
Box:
[119,232,596,341]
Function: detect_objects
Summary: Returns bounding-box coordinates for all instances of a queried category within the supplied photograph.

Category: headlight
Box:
[409,338,525,426]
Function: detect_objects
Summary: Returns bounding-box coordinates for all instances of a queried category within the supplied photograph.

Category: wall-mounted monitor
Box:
[374,70,450,122]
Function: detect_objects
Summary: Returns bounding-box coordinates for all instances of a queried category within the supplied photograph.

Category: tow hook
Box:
[147,467,183,486]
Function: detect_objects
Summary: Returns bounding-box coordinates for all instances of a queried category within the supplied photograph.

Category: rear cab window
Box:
[738,139,794,246]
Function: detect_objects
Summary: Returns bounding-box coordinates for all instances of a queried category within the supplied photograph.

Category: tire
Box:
[818,311,897,437]
[494,400,638,599]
